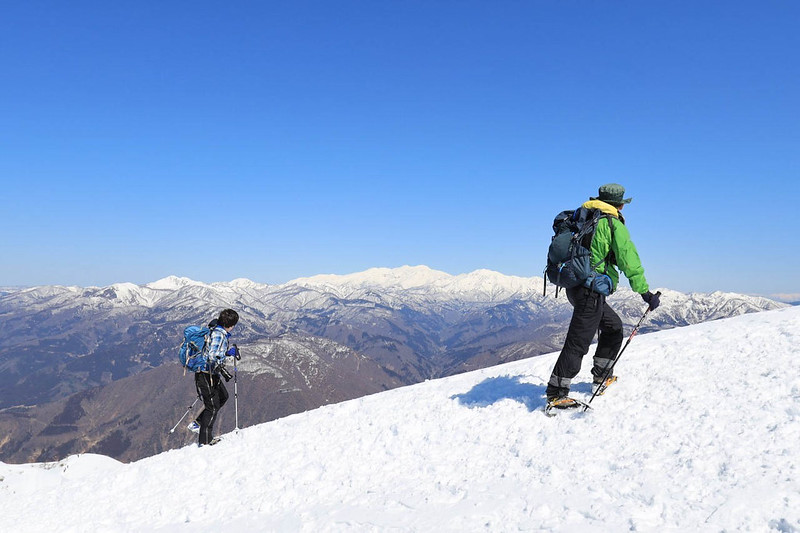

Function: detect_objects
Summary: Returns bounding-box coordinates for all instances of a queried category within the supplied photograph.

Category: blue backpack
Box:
[179,325,211,372]
[544,207,614,297]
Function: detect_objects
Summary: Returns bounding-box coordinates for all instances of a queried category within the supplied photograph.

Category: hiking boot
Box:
[546,396,580,410]
[592,375,617,395]
[187,421,200,434]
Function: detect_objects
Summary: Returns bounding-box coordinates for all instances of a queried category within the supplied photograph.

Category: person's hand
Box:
[641,291,660,311]
[226,344,240,360]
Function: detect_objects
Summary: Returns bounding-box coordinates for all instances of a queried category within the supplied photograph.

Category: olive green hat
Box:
[591,183,632,205]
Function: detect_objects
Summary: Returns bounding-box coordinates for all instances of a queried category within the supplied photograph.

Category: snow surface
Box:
[2,306,799,532]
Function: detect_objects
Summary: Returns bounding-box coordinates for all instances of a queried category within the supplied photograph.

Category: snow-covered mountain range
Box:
[3,305,798,532]
[4,265,780,316]
[1,265,782,385]
[0,266,786,463]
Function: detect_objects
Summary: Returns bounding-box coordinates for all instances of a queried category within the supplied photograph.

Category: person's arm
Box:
[611,219,649,294]
[205,329,229,368]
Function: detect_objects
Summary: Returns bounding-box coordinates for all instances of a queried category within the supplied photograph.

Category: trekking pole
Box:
[169,395,200,433]
[585,291,661,410]
[233,344,241,431]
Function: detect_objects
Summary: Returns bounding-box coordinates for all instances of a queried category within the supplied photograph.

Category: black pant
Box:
[546,286,623,399]
[195,372,229,445]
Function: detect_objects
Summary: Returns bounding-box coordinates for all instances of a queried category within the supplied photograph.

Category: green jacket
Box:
[583,200,649,294]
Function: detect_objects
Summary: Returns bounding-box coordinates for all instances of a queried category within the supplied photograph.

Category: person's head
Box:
[591,183,632,208]
[217,309,239,329]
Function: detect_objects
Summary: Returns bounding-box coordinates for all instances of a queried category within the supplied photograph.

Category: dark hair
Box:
[217,309,239,328]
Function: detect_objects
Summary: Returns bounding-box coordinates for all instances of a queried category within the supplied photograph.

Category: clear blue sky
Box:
[2,1,798,298]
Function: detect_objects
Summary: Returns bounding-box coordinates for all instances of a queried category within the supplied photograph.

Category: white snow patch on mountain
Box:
[224,278,270,290]
[146,276,207,291]
[294,265,454,290]
[292,265,545,303]
[3,306,799,532]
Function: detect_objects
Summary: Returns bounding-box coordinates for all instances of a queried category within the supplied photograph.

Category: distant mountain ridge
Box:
[0,265,784,408]
[2,264,782,311]
[0,266,786,462]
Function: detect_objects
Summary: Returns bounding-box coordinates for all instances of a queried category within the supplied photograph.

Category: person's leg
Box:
[546,287,604,400]
[189,373,207,431]
[592,302,624,381]
[196,373,221,445]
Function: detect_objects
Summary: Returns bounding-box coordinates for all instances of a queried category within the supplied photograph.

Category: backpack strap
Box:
[604,214,615,273]
[181,338,189,377]
[603,214,615,273]
[198,330,212,373]
[582,213,616,294]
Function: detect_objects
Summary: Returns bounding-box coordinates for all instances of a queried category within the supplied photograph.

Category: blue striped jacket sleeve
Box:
[206,328,229,367]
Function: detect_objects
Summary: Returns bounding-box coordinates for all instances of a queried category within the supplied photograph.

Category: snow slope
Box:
[2,306,799,532]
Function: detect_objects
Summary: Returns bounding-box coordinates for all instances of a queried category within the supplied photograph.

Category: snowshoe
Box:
[592,375,618,396]
[545,396,591,416]
[198,437,222,448]
[187,421,200,434]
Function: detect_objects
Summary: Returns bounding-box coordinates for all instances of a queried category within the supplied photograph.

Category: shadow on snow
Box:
[451,375,595,412]
[451,375,546,412]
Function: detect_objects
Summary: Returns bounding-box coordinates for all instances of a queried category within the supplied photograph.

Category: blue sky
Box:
[2,1,798,298]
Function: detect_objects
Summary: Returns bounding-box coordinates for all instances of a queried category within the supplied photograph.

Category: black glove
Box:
[641,291,660,311]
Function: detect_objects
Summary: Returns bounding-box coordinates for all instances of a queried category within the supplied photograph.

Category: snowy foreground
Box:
[3,307,800,532]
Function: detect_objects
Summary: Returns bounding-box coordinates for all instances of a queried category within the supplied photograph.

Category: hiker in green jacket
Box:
[546,183,660,410]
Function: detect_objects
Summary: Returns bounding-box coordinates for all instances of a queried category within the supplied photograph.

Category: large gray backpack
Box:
[544,206,614,297]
